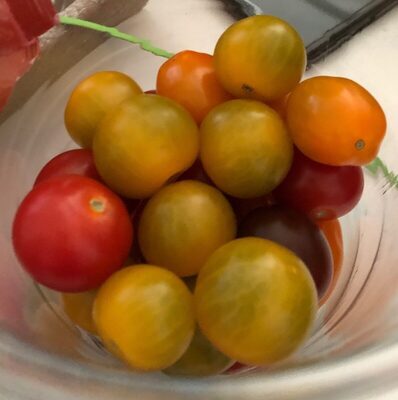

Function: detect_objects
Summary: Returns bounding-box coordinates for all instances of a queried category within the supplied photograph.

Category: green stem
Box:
[366,157,398,188]
[59,16,174,59]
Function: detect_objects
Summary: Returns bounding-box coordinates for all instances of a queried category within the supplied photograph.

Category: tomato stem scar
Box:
[59,16,174,59]
[90,198,105,213]
[242,84,254,94]
[355,139,365,150]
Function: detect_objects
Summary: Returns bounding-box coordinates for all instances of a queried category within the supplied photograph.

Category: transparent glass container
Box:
[1,1,398,399]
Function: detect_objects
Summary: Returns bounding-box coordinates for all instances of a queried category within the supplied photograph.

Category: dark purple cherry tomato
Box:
[229,193,276,223]
[238,205,332,299]
[274,149,364,220]
[34,149,101,186]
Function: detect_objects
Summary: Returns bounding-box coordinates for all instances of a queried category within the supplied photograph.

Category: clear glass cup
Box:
[1,1,398,399]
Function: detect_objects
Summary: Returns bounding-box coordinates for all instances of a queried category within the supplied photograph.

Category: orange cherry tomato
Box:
[316,219,344,304]
[287,76,386,166]
[157,50,232,124]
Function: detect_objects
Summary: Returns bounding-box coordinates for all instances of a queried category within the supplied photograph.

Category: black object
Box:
[221,0,397,66]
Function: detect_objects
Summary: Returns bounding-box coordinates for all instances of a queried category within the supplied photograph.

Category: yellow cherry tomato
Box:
[164,327,233,377]
[93,265,195,371]
[64,71,142,148]
[62,290,97,334]
[93,94,200,199]
[138,180,236,277]
[200,99,293,199]
[195,238,317,366]
[214,15,306,102]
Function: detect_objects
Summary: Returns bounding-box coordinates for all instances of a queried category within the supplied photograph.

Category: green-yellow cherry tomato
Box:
[138,180,236,277]
[65,71,142,148]
[214,15,306,102]
[200,99,293,199]
[93,265,195,371]
[195,238,317,366]
[164,327,234,377]
[93,94,200,199]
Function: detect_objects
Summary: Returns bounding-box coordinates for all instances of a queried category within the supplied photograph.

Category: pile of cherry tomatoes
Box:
[12,15,386,376]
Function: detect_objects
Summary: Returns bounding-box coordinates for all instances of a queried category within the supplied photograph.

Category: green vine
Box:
[366,157,398,188]
[59,16,174,59]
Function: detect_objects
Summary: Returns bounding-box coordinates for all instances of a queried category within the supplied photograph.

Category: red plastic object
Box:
[0,0,57,111]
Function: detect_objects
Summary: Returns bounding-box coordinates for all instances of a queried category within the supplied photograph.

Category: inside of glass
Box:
[1,0,398,381]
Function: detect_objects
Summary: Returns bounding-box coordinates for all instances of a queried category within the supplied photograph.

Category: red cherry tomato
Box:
[34,149,101,186]
[157,50,232,123]
[274,149,364,220]
[13,175,133,292]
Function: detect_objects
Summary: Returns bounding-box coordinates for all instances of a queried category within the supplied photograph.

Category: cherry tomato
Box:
[138,180,236,277]
[62,290,97,334]
[164,327,233,377]
[157,50,232,123]
[238,205,333,299]
[195,238,317,366]
[13,175,133,292]
[286,76,386,166]
[93,265,195,371]
[65,71,142,148]
[214,15,306,102]
[316,219,344,304]
[200,99,293,199]
[34,149,100,186]
[274,149,364,220]
[93,94,199,199]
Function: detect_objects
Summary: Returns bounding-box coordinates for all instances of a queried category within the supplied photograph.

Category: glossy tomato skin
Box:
[34,149,100,186]
[238,205,333,299]
[195,238,317,366]
[13,175,133,292]
[65,71,142,148]
[93,94,200,199]
[93,265,195,371]
[138,180,237,277]
[274,149,364,220]
[287,76,386,166]
[157,50,232,123]
[200,99,293,199]
[214,15,306,102]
